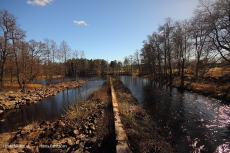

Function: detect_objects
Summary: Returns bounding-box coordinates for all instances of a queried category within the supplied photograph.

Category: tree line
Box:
[0,9,73,91]
[0,9,123,92]
[122,0,230,87]
[1,0,229,91]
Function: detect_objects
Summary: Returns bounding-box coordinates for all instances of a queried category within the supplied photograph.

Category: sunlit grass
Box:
[64,83,108,120]
[2,82,43,92]
[35,75,64,79]
[64,101,88,120]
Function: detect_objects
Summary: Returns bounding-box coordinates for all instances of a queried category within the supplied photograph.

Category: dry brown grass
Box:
[35,75,64,79]
[64,101,89,120]
[65,82,109,120]
[2,82,43,92]
[90,82,109,101]
[112,78,175,153]
[206,70,230,77]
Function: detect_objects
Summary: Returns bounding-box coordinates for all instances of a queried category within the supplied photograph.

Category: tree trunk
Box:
[180,58,185,87]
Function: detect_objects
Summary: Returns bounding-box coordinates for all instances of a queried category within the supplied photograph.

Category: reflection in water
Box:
[33,77,75,87]
[119,76,230,153]
[0,77,106,133]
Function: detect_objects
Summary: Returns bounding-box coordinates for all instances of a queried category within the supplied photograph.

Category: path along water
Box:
[118,76,230,153]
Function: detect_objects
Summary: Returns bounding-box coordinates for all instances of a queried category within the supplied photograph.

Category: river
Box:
[0,76,106,133]
[118,76,230,153]
[0,75,229,152]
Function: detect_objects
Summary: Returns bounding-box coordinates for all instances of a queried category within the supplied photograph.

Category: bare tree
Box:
[159,18,174,85]
[27,40,45,81]
[50,39,58,76]
[134,49,141,75]
[173,20,192,87]
[0,9,25,90]
[59,40,71,80]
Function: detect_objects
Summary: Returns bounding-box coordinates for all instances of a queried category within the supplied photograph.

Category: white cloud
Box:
[73,21,89,26]
[26,0,54,6]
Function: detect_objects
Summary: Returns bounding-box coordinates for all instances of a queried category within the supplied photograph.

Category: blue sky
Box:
[1,0,199,62]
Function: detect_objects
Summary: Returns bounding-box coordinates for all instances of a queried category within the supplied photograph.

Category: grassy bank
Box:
[171,76,230,102]
[112,78,175,153]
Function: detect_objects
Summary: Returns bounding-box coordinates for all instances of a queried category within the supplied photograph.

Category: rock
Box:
[88,130,92,136]
[79,142,84,148]
[56,120,65,126]
[30,96,39,101]
[75,140,80,145]
[67,139,74,146]
[77,134,86,139]
[20,125,34,134]
[59,138,68,144]
[4,101,17,109]
[89,123,95,131]
[73,129,79,135]
[8,94,17,99]
[22,97,31,102]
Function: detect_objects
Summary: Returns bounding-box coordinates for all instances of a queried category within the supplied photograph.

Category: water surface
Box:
[119,76,230,153]
[0,77,106,133]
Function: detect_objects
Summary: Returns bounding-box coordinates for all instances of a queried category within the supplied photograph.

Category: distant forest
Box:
[0,0,229,91]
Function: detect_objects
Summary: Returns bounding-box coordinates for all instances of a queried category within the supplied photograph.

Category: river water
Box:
[118,76,230,153]
[0,77,106,133]
[1,75,229,152]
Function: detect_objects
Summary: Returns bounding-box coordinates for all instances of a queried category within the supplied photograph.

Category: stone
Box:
[59,138,68,144]
[79,142,84,148]
[56,120,65,126]
[89,123,95,131]
[67,139,74,146]
[73,129,79,135]
[75,140,80,145]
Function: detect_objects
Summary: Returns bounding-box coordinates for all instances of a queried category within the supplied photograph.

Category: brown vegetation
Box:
[112,78,175,153]
[2,82,43,92]
[0,80,87,116]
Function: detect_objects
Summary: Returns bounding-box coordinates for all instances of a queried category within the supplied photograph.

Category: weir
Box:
[110,78,132,153]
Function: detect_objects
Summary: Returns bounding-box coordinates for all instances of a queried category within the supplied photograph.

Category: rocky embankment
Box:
[0,82,115,153]
[0,80,87,115]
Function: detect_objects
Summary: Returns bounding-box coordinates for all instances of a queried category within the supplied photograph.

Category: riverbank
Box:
[0,81,115,153]
[171,75,230,102]
[145,74,230,103]
[112,78,175,152]
[0,78,175,153]
[0,80,87,116]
